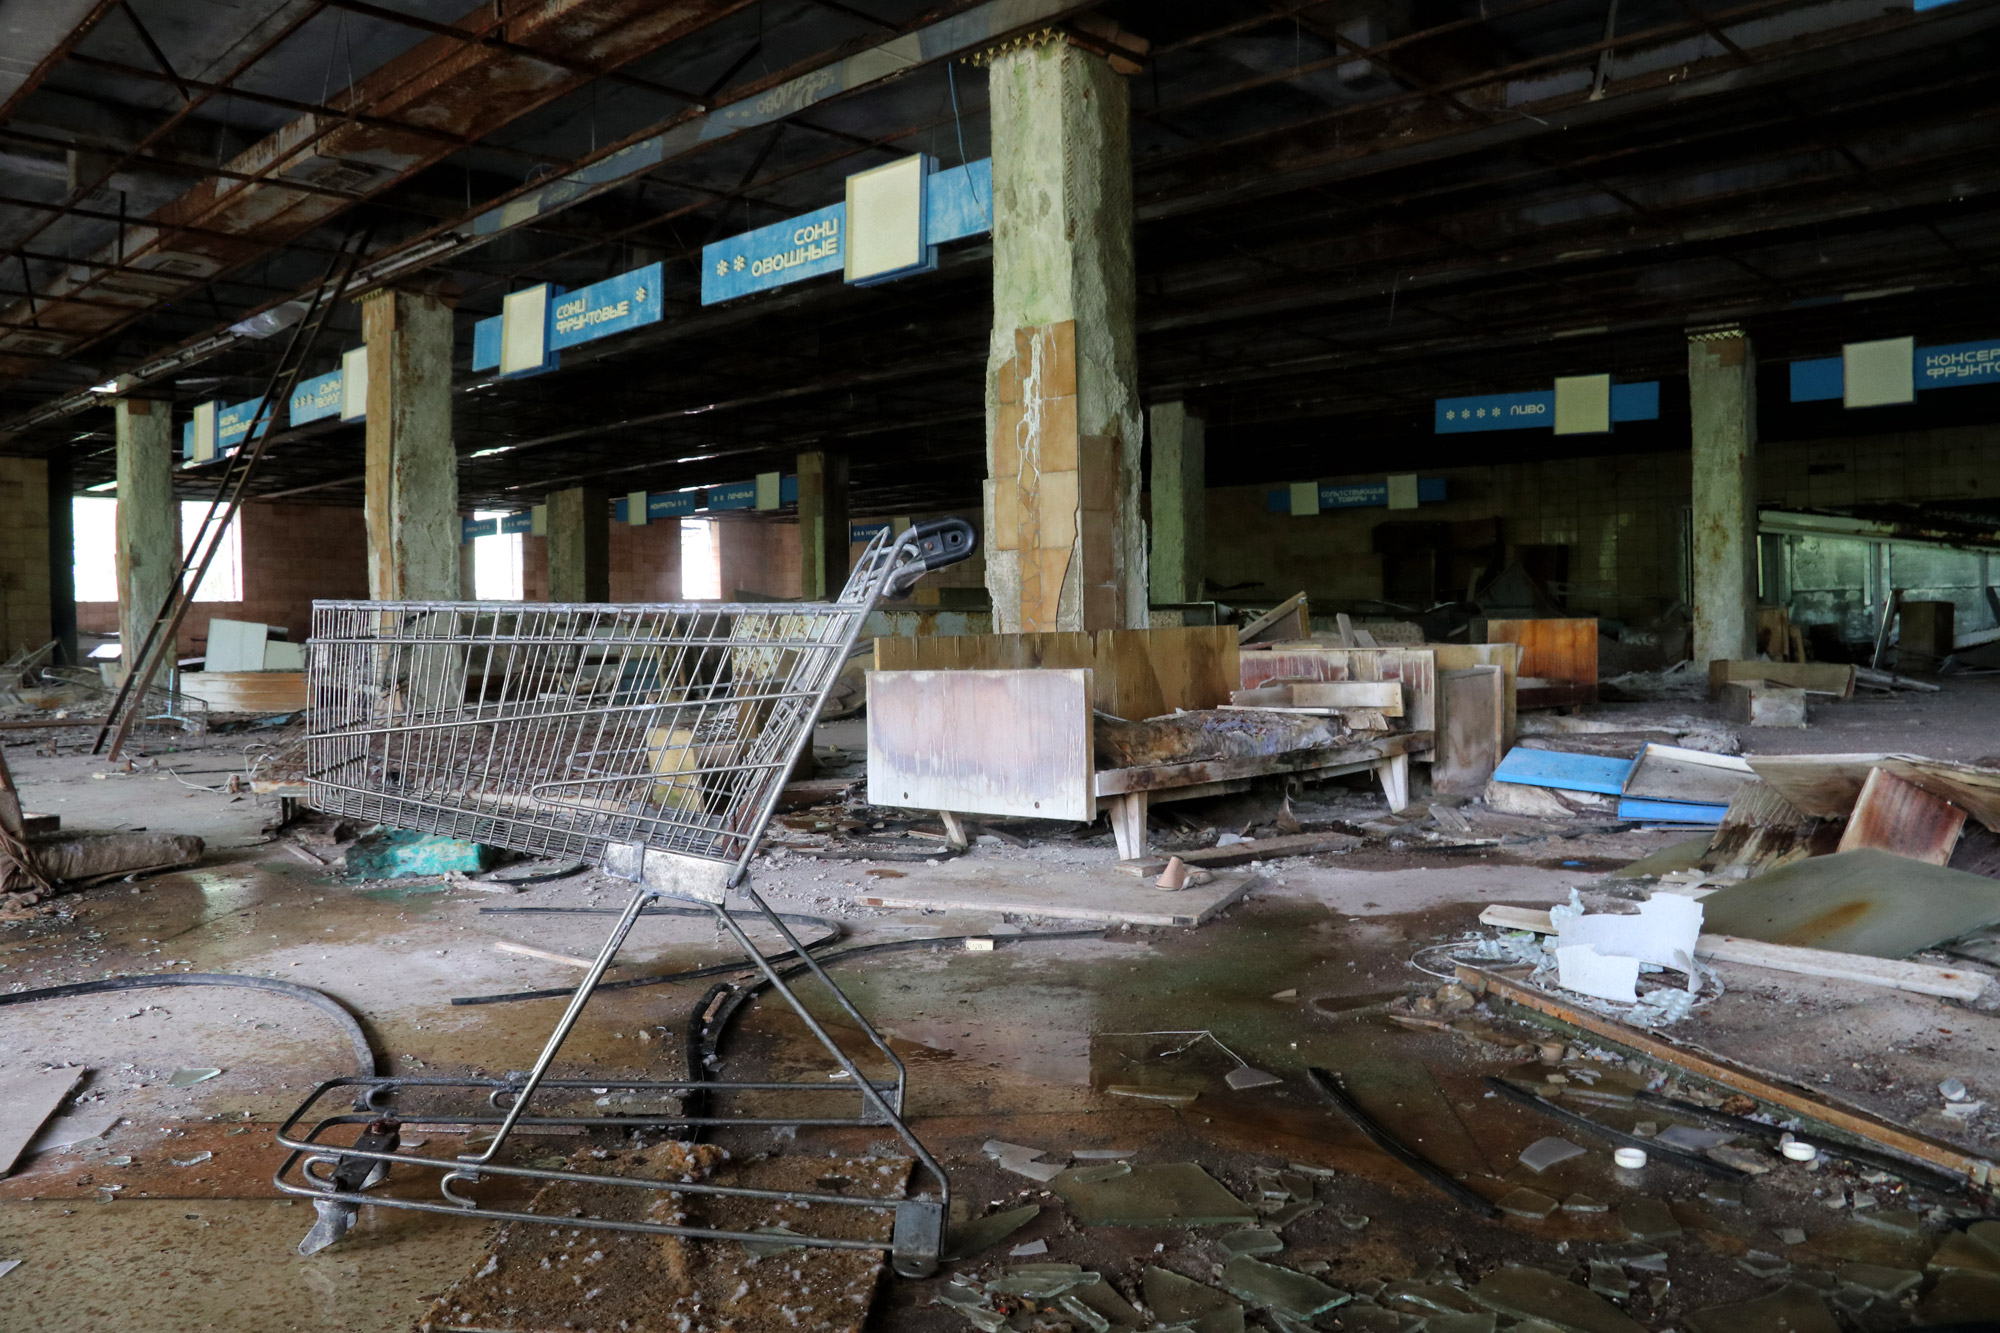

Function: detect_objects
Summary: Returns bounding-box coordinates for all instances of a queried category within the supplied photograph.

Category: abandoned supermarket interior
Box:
[9,1,2000,1329]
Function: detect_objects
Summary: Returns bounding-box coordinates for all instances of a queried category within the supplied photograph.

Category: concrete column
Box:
[1147,402,1205,605]
[1688,328,1759,664]
[796,451,849,600]
[984,36,1144,632]
[546,486,609,602]
[114,398,177,678]
[362,286,459,601]
[458,527,478,599]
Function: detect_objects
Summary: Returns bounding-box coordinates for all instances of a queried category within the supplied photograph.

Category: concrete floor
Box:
[2,689,1997,1331]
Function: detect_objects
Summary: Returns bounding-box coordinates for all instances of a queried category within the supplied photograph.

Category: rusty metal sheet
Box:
[1834,766,1967,866]
[1747,754,2000,833]
[867,668,1093,822]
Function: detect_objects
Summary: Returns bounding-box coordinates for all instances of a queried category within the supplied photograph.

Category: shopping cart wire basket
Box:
[274,520,976,1274]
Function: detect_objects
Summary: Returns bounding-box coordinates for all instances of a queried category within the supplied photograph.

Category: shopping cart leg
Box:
[455,883,653,1169]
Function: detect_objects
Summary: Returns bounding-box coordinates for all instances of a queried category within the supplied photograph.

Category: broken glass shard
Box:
[982,1140,1065,1182]
[169,1069,221,1088]
[1219,1229,1284,1257]
[1683,1282,1838,1333]
[1562,1194,1608,1213]
[1586,1262,1630,1299]
[1834,1262,1920,1297]
[1618,1199,1682,1241]
[1054,1163,1255,1227]
[1218,1257,1349,1318]
[1596,1242,1667,1273]
[738,1225,806,1258]
[1915,1272,2000,1325]
[170,1150,212,1167]
[1930,1229,2000,1276]
[1143,1265,1246,1333]
[1225,1066,1281,1091]
[1736,1251,1791,1280]
[1853,1207,1919,1236]
[942,1203,1039,1261]
[1700,1182,1743,1208]
[1468,1266,1649,1333]
[1496,1188,1560,1220]
[1520,1137,1586,1174]
[1106,1085,1199,1106]
[1656,1125,1735,1151]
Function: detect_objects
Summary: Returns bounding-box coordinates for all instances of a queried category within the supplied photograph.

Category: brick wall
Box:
[77,502,368,655]
[0,459,50,657]
[718,516,801,600]
[523,513,685,602]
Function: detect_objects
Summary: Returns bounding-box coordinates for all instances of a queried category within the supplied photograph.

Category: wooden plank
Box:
[867,669,1094,821]
[1484,618,1597,704]
[1239,592,1308,645]
[1433,642,1521,751]
[1623,744,1756,804]
[1456,963,1998,1185]
[1748,753,2000,831]
[1476,906,1988,1001]
[1835,767,1966,865]
[857,863,1259,928]
[1290,680,1402,714]
[0,1067,85,1176]
[1702,780,1828,876]
[1706,660,1856,698]
[1238,646,1437,731]
[1435,665,1503,796]
[1093,730,1429,796]
[176,671,306,712]
[873,627,1236,719]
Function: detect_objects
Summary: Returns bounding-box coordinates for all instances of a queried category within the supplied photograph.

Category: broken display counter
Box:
[866,666,1431,860]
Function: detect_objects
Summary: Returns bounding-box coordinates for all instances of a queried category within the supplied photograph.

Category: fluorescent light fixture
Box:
[89,379,120,394]
[85,480,117,492]
[470,445,514,458]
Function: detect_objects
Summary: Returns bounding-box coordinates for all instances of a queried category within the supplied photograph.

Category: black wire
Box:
[1485,1076,1749,1181]
[1307,1067,1504,1218]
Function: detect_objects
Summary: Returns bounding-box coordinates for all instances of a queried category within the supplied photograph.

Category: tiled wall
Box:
[1203,451,1693,622]
[0,459,50,658]
[77,501,367,655]
[1758,424,2000,510]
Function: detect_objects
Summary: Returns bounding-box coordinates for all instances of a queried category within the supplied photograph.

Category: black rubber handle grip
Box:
[909,517,977,570]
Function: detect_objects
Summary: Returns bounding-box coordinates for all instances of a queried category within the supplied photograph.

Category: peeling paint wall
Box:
[363,287,460,602]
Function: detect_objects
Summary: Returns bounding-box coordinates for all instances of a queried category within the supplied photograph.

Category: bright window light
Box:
[681,518,721,599]
[73,498,118,602]
[182,501,242,602]
[474,509,524,600]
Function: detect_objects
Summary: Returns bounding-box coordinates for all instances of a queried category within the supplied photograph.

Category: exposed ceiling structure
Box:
[1,0,1997,515]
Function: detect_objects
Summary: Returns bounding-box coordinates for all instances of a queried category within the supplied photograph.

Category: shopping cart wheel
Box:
[890,1197,944,1279]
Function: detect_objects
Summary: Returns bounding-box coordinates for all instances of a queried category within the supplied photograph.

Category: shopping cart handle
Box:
[909,518,976,570]
[884,518,978,598]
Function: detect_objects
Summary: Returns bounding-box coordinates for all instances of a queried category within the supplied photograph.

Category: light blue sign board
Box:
[462,517,499,542]
[702,158,993,306]
[1435,382,1660,433]
[703,203,844,305]
[927,159,992,244]
[706,481,757,510]
[182,397,273,460]
[1264,477,1446,513]
[549,262,662,351]
[1492,748,1633,796]
[499,511,534,535]
[290,369,344,425]
[851,520,892,543]
[1617,797,1726,825]
[1919,339,2000,389]
[470,284,565,376]
[612,491,701,523]
[1791,339,2000,402]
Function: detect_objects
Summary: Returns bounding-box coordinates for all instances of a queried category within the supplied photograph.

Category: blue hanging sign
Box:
[290,369,344,426]
[705,481,758,510]
[1435,381,1660,433]
[181,397,273,459]
[461,516,499,542]
[926,159,992,244]
[703,204,844,306]
[499,511,535,535]
[1264,478,1448,513]
[549,262,662,352]
[612,491,701,523]
[1790,337,2000,403]
[850,520,892,543]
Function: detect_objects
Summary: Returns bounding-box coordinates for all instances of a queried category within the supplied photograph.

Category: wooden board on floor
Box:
[1623,744,1756,805]
[176,671,306,713]
[1476,905,1989,1001]
[1834,766,1966,865]
[867,669,1094,822]
[1239,592,1308,645]
[1707,659,1856,699]
[1483,618,1597,705]
[873,626,1238,721]
[1748,753,2000,832]
[0,1067,85,1176]
[855,861,1259,928]
[1457,962,1998,1184]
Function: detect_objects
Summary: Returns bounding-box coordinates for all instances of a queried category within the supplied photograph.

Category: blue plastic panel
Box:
[1491,748,1635,796]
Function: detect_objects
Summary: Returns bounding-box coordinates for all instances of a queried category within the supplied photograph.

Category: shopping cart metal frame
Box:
[274,521,975,1275]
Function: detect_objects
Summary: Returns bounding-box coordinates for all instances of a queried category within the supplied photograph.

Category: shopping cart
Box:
[274,520,976,1274]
